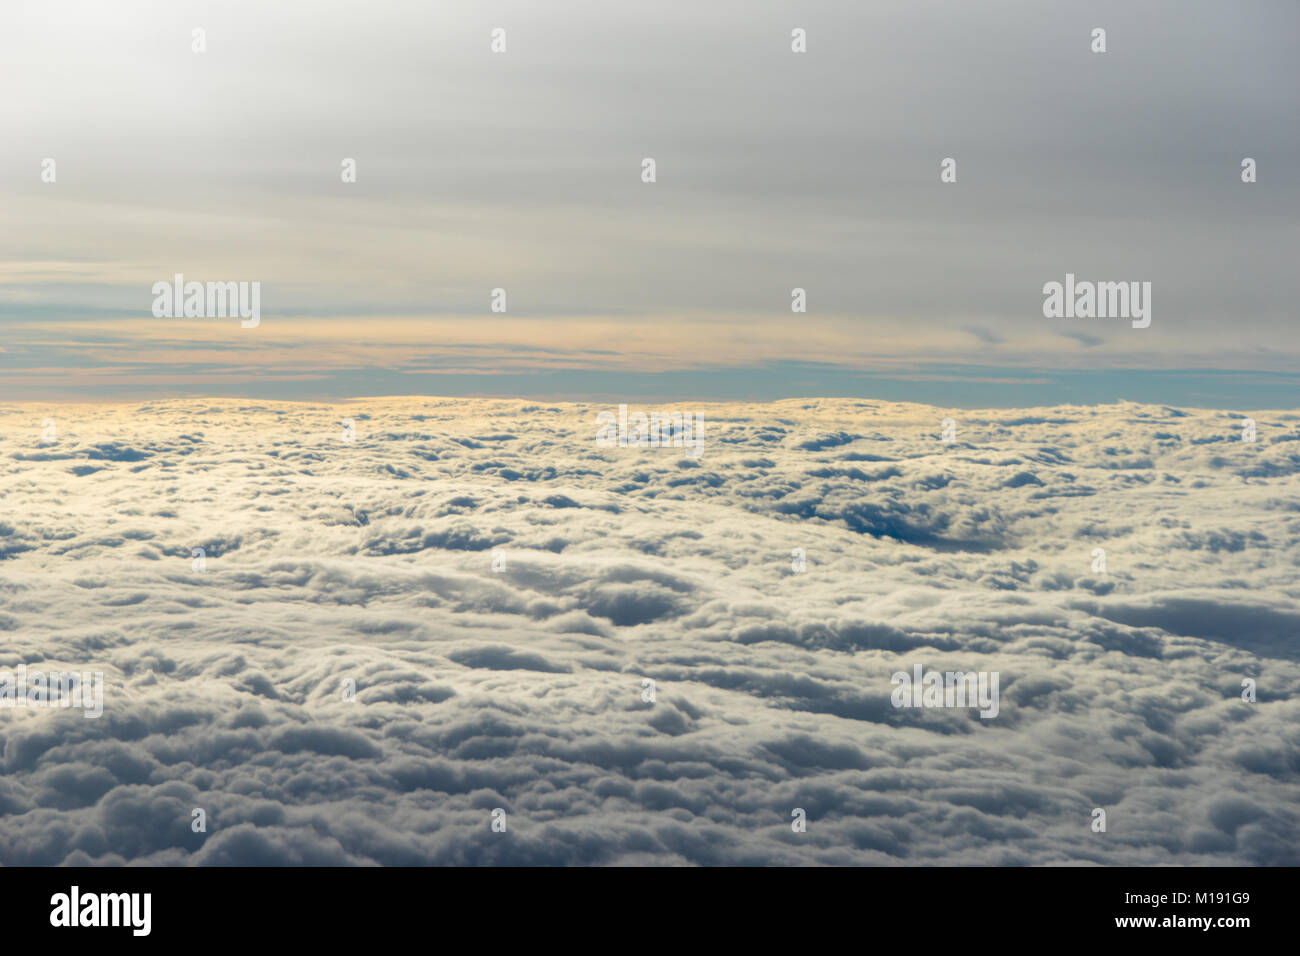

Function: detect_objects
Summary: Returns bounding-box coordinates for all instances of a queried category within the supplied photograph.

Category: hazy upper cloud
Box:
[1,397,1297,864]
[1,0,1297,401]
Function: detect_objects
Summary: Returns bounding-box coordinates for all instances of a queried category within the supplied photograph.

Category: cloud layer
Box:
[1,397,1298,864]
[3,0,1297,398]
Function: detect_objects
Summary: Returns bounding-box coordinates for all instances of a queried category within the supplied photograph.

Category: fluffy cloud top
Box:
[0,397,1297,864]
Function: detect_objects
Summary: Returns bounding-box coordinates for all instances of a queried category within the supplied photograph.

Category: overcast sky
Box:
[2,0,1297,404]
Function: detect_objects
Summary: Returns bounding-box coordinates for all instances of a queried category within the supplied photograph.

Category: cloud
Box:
[2,1,1298,400]
[0,396,1297,865]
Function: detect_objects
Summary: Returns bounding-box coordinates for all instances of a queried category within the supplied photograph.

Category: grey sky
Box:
[1,0,1296,401]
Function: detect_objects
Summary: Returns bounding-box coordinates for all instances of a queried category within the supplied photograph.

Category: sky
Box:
[1,0,1297,405]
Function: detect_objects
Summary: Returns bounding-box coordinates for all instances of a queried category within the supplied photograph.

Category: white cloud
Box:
[0,397,1297,864]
